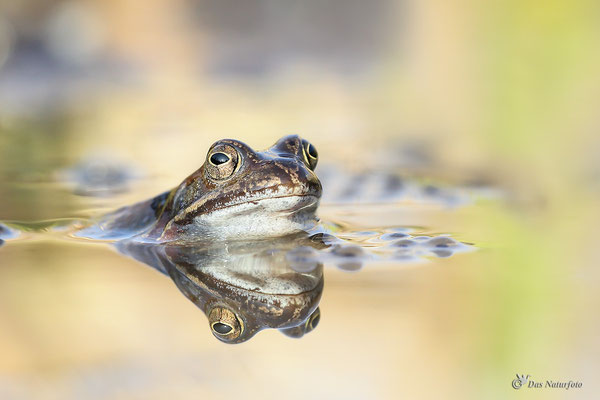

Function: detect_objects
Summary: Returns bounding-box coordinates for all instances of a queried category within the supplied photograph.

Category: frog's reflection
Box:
[115,234,325,343]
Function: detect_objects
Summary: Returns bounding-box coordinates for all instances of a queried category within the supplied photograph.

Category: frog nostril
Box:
[210,152,230,165]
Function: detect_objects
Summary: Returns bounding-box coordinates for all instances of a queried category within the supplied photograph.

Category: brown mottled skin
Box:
[81,135,321,242]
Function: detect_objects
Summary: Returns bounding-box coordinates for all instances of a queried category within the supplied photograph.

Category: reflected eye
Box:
[306,307,321,332]
[212,322,233,334]
[208,307,244,342]
[210,152,230,165]
[301,139,318,170]
[309,310,320,330]
[205,144,239,180]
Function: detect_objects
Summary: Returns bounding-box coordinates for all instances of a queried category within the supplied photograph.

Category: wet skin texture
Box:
[80,135,322,242]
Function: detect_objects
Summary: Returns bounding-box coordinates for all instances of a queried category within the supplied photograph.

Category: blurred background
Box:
[0,0,599,399]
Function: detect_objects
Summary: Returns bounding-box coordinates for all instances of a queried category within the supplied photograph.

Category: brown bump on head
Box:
[269,135,303,157]
[268,135,319,171]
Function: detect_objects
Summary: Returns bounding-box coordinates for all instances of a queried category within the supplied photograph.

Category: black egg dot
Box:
[213,322,232,334]
[393,239,417,248]
[307,143,318,158]
[210,152,230,165]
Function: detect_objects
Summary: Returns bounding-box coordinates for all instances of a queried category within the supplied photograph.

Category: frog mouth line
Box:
[181,267,324,296]
[205,193,320,215]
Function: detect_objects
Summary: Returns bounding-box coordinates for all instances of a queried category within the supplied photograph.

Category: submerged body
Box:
[77,135,322,242]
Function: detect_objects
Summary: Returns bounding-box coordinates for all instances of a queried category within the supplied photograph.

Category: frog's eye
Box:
[212,322,232,334]
[205,144,239,180]
[278,307,321,338]
[208,306,244,342]
[306,307,320,333]
[301,139,318,170]
[210,152,230,165]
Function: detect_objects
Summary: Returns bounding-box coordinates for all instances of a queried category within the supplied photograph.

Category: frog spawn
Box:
[317,166,483,208]
[285,229,474,272]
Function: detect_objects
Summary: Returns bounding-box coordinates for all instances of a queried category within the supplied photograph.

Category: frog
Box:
[76,135,321,243]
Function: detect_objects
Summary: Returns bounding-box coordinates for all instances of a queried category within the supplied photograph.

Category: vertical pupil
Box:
[210,152,230,165]
[307,144,318,158]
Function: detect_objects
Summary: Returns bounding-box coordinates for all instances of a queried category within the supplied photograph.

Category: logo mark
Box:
[512,374,530,390]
